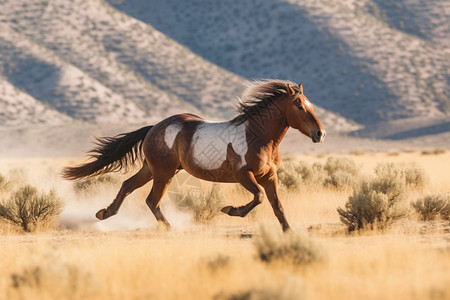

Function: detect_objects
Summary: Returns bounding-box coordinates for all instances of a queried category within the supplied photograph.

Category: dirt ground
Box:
[0,151,449,300]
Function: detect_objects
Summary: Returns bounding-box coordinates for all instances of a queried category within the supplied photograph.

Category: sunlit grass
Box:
[0,152,449,299]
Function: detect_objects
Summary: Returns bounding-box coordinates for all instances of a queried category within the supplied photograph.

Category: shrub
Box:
[337,165,409,231]
[277,161,326,191]
[10,254,96,299]
[412,194,450,221]
[324,170,358,189]
[324,157,359,177]
[296,161,326,185]
[323,157,360,189]
[0,185,63,232]
[0,173,9,192]
[402,165,428,188]
[217,277,305,300]
[421,148,446,155]
[254,225,323,266]
[441,200,450,221]
[277,157,360,190]
[277,162,302,191]
[72,174,120,194]
[375,163,428,189]
[172,184,224,223]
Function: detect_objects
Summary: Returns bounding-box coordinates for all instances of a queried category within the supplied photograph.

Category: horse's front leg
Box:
[221,169,264,217]
[258,172,291,232]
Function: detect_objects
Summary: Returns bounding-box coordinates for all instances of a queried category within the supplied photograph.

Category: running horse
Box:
[63,80,326,231]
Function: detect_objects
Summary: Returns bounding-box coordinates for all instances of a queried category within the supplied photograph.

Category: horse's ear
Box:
[286,84,295,96]
[298,83,303,94]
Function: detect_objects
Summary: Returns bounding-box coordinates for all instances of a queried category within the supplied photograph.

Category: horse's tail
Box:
[62,125,153,180]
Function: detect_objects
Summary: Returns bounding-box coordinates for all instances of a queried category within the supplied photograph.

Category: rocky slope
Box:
[0,0,448,135]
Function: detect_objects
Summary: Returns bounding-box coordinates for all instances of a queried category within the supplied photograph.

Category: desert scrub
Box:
[421,148,446,155]
[10,253,96,299]
[400,164,428,189]
[0,172,9,191]
[72,174,120,194]
[412,194,450,221]
[277,161,325,191]
[337,163,411,231]
[216,277,305,300]
[375,162,428,189]
[277,157,360,190]
[172,184,224,223]
[277,162,302,191]
[254,225,324,266]
[323,157,360,189]
[0,185,63,232]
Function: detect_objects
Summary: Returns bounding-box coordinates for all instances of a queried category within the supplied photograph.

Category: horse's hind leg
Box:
[145,174,175,228]
[96,163,153,220]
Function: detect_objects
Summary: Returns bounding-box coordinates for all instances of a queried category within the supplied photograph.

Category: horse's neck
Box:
[245,109,289,149]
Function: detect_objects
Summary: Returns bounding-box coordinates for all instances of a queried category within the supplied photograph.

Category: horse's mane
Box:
[232,79,300,124]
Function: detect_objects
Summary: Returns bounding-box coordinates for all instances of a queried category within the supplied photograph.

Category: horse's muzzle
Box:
[311,129,326,143]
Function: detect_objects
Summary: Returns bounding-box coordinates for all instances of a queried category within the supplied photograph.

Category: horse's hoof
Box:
[221,206,243,217]
[95,209,107,220]
[221,206,233,215]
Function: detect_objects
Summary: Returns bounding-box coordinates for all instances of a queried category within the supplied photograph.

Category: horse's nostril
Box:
[317,130,322,137]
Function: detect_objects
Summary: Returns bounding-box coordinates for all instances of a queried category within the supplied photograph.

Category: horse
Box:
[62,80,326,231]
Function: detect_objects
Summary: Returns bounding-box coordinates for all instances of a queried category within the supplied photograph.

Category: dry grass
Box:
[0,152,449,300]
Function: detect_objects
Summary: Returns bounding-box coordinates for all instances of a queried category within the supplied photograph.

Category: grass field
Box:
[0,151,449,300]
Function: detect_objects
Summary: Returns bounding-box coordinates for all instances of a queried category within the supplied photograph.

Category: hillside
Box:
[110,0,449,124]
[0,0,448,143]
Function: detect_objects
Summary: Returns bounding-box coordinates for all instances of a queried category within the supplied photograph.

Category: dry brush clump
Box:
[412,194,450,221]
[277,157,360,190]
[0,171,63,233]
[254,225,324,266]
[216,277,306,300]
[421,148,446,155]
[337,163,428,231]
[72,174,120,194]
[9,254,96,299]
[323,157,360,188]
[171,183,225,223]
[0,185,63,232]
[0,173,10,191]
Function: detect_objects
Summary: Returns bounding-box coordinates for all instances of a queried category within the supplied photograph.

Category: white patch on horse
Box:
[304,99,312,109]
[164,124,182,149]
[191,121,248,170]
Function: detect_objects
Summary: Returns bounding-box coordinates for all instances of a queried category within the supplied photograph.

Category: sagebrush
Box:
[217,277,306,300]
[323,157,360,188]
[0,185,63,232]
[10,254,96,299]
[277,157,360,191]
[254,225,323,266]
[375,163,428,189]
[337,163,413,231]
[412,194,450,221]
[172,184,224,223]
[72,174,120,194]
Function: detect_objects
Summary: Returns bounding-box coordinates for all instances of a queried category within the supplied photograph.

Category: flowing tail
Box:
[62,126,153,180]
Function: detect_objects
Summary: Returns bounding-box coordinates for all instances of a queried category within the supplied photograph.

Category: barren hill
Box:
[0,0,448,155]
[110,0,449,124]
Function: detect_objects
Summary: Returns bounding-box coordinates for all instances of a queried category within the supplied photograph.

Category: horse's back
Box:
[143,113,246,182]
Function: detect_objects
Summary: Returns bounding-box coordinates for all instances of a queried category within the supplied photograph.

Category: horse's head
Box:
[285,83,326,143]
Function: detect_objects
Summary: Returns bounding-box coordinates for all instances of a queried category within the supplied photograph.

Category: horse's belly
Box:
[184,166,237,183]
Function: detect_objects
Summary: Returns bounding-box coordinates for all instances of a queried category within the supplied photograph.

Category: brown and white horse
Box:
[63,80,326,231]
